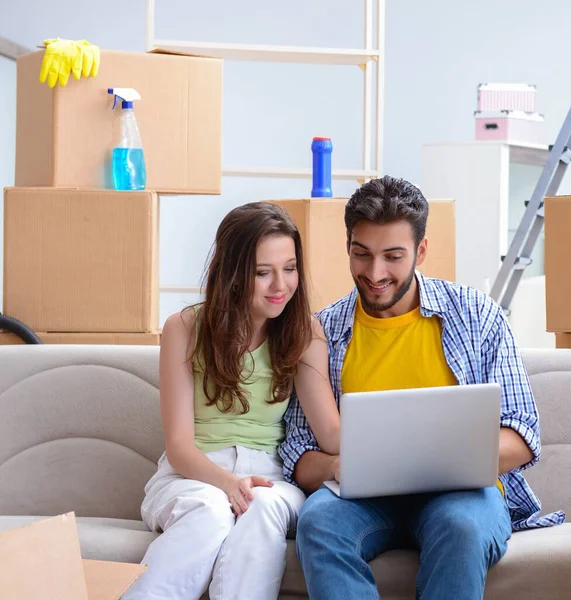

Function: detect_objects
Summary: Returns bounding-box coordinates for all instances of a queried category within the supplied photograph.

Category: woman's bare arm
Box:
[293,317,340,455]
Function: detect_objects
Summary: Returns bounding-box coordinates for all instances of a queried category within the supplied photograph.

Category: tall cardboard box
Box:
[268,198,456,312]
[3,188,159,333]
[16,49,222,194]
[545,196,571,332]
[0,512,145,599]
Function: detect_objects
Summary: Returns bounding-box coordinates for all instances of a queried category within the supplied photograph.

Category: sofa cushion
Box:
[484,524,571,599]
[280,524,571,600]
[3,518,569,600]
[0,515,159,563]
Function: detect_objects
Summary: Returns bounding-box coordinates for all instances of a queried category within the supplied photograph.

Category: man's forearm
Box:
[294,450,338,493]
[499,426,534,474]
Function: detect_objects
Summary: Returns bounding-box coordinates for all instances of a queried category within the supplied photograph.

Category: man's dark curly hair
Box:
[345,175,429,247]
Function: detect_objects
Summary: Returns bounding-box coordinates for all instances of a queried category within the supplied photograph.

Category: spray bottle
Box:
[108,88,147,191]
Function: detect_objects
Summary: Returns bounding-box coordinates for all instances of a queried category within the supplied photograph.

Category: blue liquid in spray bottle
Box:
[108,88,147,191]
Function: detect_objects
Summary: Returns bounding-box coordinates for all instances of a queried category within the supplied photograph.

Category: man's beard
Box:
[355,262,416,316]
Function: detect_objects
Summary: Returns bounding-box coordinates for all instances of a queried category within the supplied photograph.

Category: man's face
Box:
[348,220,427,317]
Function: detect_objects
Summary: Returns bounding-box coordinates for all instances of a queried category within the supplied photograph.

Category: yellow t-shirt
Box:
[341,296,504,496]
[341,296,458,393]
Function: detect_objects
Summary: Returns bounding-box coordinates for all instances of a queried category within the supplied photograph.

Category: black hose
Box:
[0,313,43,344]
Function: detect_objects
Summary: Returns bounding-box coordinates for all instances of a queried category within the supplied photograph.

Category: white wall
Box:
[384,0,571,192]
[2,0,571,324]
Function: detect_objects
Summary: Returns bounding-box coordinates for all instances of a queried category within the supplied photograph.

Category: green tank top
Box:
[192,308,288,454]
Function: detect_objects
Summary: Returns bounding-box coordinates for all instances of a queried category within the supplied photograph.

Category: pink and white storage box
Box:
[475,110,546,146]
[477,83,537,112]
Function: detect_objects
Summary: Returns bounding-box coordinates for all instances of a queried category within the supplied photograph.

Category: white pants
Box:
[122,446,306,600]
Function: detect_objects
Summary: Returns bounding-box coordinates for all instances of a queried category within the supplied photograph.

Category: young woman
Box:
[123,202,340,600]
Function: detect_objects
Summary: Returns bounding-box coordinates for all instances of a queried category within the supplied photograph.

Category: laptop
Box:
[323,383,501,499]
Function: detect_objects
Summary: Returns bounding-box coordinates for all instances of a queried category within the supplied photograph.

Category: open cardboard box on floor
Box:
[0,513,145,599]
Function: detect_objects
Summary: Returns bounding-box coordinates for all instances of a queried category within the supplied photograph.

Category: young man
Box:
[278,176,564,600]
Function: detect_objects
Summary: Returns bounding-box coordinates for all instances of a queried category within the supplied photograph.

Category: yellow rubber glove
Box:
[78,40,100,79]
[39,38,100,88]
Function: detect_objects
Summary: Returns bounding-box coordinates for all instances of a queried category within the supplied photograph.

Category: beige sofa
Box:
[0,344,570,599]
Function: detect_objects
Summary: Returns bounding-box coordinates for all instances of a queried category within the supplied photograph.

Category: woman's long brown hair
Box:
[189,202,312,414]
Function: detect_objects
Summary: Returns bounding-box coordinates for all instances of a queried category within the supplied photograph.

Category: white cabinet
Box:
[421,141,548,292]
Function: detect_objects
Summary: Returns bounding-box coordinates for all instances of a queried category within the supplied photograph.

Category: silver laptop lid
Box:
[338,383,501,499]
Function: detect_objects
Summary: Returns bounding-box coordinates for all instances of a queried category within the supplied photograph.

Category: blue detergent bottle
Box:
[108,87,147,191]
[311,137,333,197]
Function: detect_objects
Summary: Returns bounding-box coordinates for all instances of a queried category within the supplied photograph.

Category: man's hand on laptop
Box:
[294,451,341,493]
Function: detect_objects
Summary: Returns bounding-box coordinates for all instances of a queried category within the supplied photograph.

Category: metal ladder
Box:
[490,105,571,312]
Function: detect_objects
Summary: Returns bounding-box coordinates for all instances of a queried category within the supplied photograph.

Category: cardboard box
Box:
[268,198,353,312]
[555,333,571,349]
[0,512,145,600]
[16,49,222,194]
[0,331,162,345]
[268,198,456,312]
[3,188,159,333]
[418,199,456,282]
[545,196,571,332]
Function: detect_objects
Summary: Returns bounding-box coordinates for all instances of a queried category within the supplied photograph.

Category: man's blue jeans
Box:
[296,485,512,600]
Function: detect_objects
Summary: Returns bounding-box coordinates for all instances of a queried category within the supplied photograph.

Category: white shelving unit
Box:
[145,0,386,184]
[146,0,387,303]
[0,37,29,61]
[220,166,379,180]
[147,40,380,66]
[421,141,550,293]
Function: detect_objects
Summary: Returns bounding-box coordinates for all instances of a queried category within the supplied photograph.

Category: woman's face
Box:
[250,234,299,324]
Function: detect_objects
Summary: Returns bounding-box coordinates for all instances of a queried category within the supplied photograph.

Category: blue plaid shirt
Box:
[279,272,565,531]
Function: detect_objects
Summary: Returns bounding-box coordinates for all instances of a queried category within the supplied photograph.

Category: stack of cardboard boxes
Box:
[1,49,223,345]
[545,196,571,347]
[2,48,456,344]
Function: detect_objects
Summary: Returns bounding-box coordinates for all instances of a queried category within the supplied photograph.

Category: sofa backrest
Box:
[0,345,569,522]
[0,345,164,521]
